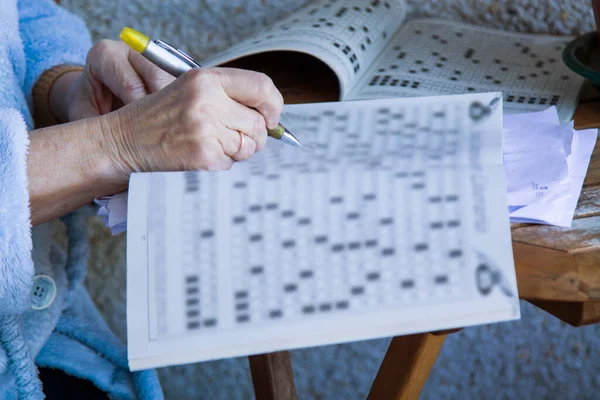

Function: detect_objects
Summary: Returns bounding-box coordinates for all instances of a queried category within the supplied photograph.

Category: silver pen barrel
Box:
[143,40,198,77]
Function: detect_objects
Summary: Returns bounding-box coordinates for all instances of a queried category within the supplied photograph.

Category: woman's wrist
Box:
[88,111,133,187]
[28,115,129,226]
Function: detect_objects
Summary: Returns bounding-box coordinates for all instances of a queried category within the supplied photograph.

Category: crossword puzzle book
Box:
[204,0,584,122]
[127,92,521,370]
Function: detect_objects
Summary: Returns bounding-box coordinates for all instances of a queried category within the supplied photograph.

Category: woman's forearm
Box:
[27,117,127,226]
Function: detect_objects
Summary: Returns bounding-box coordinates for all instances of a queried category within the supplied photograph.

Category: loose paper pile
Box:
[504,107,597,226]
[95,107,597,235]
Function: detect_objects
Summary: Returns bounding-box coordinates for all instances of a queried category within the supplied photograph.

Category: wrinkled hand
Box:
[65,39,284,180]
[98,66,284,181]
[65,39,175,120]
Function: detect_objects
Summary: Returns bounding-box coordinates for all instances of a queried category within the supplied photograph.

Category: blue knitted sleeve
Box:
[17,0,92,105]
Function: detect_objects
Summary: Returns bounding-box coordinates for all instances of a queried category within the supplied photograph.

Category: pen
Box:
[119,27,302,148]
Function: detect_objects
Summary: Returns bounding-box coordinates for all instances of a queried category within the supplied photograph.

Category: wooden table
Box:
[223,53,600,399]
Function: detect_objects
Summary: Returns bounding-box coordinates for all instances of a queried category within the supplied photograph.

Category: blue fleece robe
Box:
[0,1,162,398]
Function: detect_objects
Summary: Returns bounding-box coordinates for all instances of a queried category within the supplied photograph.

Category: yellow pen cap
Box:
[120,27,150,53]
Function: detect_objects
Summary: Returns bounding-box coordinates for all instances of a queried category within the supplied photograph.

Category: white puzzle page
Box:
[127,92,519,371]
[349,19,584,122]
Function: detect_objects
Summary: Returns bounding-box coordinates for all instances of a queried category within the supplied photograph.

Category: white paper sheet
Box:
[126,92,519,370]
[94,192,128,235]
[509,128,598,226]
[501,106,598,226]
[503,108,573,207]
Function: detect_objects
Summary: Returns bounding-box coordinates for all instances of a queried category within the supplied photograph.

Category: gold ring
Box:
[233,131,245,158]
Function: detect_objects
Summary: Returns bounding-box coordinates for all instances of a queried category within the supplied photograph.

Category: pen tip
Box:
[280,131,302,148]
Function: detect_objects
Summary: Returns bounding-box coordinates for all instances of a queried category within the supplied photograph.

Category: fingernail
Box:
[268,116,278,129]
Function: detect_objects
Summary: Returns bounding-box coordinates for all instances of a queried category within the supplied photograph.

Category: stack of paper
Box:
[504,107,597,226]
[94,106,597,234]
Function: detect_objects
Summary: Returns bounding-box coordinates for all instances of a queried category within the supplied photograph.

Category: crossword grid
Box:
[140,94,517,341]
[227,105,470,326]
[172,100,501,332]
[355,20,575,112]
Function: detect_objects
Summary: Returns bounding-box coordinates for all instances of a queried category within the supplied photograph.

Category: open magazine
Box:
[204,0,583,122]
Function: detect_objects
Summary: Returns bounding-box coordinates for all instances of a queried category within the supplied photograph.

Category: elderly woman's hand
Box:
[29,41,283,226]
[97,66,283,180]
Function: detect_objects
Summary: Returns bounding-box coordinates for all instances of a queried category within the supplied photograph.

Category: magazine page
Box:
[203,0,407,98]
[348,19,584,122]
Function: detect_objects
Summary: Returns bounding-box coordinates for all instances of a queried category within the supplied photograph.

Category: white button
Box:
[31,275,57,310]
